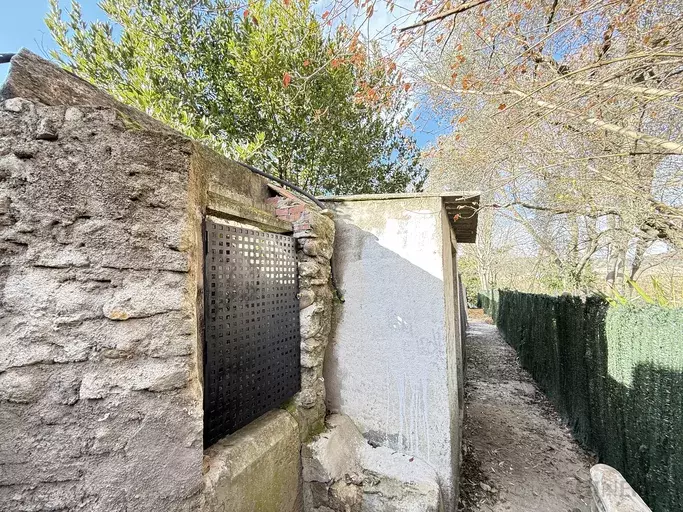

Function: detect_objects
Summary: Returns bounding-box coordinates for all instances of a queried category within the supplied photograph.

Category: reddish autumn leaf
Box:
[282,72,292,87]
[498,103,506,110]
[453,214,461,221]
[243,8,250,17]
[283,0,291,5]
[403,82,411,92]
[303,59,310,67]
[458,115,468,123]
[322,10,330,19]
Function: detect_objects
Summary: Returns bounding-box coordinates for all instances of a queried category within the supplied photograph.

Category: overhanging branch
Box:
[399,0,491,32]
[426,79,683,154]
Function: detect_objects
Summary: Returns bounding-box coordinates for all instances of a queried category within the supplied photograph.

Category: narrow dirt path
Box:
[458,313,595,512]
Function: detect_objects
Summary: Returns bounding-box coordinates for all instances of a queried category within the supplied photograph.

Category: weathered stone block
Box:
[590,464,651,512]
[35,117,58,140]
[300,303,323,339]
[299,260,321,278]
[302,414,443,512]
[301,344,326,369]
[78,358,191,398]
[302,414,364,483]
[359,444,442,512]
[328,481,362,512]
[101,271,186,320]
[0,368,46,403]
[299,289,316,309]
[3,98,30,113]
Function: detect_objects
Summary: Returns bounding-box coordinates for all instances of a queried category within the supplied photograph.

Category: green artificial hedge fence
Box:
[477,290,683,512]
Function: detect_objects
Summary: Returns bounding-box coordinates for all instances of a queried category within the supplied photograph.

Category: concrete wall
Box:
[440,208,464,504]
[325,196,463,510]
[0,50,335,512]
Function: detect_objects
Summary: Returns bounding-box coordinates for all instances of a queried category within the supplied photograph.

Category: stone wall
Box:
[268,189,336,441]
[0,87,204,512]
[0,50,336,512]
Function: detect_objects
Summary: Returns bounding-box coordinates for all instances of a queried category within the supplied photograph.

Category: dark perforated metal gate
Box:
[203,219,300,447]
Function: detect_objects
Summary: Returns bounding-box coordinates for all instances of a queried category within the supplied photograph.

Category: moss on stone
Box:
[305,417,327,442]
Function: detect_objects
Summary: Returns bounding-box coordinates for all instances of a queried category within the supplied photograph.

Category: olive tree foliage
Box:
[384,0,683,296]
[46,0,425,195]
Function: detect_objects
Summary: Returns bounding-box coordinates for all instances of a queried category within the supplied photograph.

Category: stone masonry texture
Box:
[269,191,336,442]
[0,50,336,512]
[0,52,206,512]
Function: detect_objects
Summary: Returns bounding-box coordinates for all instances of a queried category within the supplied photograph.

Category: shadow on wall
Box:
[485,291,683,512]
[323,207,463,510]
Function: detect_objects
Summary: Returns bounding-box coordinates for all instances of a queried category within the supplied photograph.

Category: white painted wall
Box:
[325,196,461,510]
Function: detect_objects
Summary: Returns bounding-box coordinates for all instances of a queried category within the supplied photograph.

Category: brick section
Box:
[272,196,311,231]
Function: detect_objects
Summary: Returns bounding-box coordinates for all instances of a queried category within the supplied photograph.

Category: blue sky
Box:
[1,0,443,148]
[0,1,105,81]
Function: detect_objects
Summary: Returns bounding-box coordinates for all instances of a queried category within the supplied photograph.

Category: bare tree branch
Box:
[428,80,683,154]
[570,80,683,98]
[399,0,491,33]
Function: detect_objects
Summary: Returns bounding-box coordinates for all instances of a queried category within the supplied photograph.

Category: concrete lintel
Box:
[207,191,292,233]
